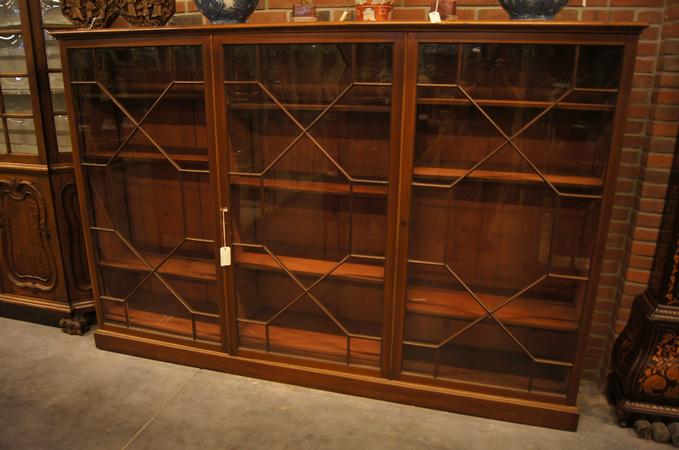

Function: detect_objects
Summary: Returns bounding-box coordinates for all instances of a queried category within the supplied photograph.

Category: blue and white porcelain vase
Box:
[498,0,568,20]
[193,0,258,23]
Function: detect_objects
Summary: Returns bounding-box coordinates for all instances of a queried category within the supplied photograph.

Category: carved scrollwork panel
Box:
[0,178,57,292]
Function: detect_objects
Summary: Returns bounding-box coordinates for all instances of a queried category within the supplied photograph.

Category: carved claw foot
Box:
[59,315,90,336]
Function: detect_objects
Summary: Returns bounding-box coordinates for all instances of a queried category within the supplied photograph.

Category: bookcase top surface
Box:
[52,20,646,40]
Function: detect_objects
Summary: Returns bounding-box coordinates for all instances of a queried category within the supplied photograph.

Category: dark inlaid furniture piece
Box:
[0,0,92,332]
[55,21,643,429]
[609,133,679,425]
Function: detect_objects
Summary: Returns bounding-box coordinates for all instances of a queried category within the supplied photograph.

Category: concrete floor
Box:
[0,317,656,450]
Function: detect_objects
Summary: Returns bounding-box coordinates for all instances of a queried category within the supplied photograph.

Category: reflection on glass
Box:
[418,43,458,84]
[576,46,623,89]
[7,117,37,154]
[54,114,71,152]
[459,43,574,102]
[0,33,25,73]
[0,0,20,27]
[44,32,62,70]
[41,0,71,25]
[49,72,65,111]
[0,120,6,154]
[1,76,31,112]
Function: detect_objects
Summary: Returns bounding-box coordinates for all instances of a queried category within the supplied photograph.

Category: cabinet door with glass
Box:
[0,17,38,160]
[65,41,222,344]
[399,39,624,398]
[219,37,401,372]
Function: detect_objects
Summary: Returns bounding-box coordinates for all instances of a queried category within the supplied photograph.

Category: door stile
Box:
[380,33,406,378]
[388,32,420,380]
[210,34,239,355]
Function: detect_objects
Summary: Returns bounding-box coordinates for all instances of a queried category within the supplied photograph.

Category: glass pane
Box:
[0,33,26,73]
[0,0,20,27]
[54,114,71,152]
[576,45,623,89]
[68,48,94,81]
[459,43,574,102]
[49,72,65,112]
[0,120,6,153]
[70,45,217,342]
[226,42,392,368]
[418,43,458,84]
[44,31,62,70]
[41,0,71,26]
[1,76,31,113]
[7,117,37,154]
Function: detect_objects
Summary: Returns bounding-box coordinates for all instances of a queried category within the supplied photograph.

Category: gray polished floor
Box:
[0,317,655,450]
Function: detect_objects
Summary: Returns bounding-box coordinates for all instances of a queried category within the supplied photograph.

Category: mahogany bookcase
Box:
[55,21,643,429]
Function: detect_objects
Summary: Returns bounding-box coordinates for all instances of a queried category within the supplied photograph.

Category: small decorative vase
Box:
[355,0,392,22]
[118,0,175,26]
[61,0,119,28]
[497,0,567,20]
[193,0,258,24]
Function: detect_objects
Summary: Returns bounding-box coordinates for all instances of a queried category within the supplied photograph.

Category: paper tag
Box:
[220,246,231,267]
[429,11,441,23]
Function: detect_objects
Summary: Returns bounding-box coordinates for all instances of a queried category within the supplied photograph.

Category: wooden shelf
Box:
[230,174,388,196]
[235,250,384,284]
[406,285,579,331]
[402,354,567,394]
[413,166,603,189]
[98,250,216,281]
[105,303,221,342]
[228,102,390,113]
[417,97,614,112]
[239,310,381,366]
[79,92,204,101]
[82,147,209,164]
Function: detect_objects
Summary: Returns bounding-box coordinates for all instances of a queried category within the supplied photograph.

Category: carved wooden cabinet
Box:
[56,22,642,429]
[0,0,91,329]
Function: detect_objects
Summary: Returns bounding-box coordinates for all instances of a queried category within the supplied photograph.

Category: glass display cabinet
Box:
[55,22,643,429]
[0,0,91,332]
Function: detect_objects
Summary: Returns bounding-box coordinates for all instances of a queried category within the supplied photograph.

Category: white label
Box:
[429,11,441,23]
[220,246,231,267]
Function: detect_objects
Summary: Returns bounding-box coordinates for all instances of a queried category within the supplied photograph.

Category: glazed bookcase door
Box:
[399,40,624,397]
[220,38,400,371]
[41,0,76,158]
[66,42,221,344]
[0,8,40,162]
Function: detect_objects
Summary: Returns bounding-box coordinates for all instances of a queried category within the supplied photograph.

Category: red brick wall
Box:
[169,0,679,385]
